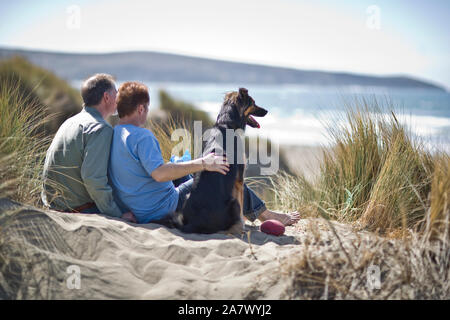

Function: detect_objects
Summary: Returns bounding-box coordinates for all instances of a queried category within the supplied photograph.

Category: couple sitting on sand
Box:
[41,73,300,227]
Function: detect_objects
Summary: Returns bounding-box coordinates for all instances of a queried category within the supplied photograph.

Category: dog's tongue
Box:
[249,115,260,128]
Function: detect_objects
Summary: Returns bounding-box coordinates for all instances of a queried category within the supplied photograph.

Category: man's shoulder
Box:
[52,112,111,147]
[70,110,111,135]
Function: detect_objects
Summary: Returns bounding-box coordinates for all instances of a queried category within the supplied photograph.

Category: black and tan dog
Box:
[177,88,267,234]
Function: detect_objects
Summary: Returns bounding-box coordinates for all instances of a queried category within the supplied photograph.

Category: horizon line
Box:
[0,44,447,90]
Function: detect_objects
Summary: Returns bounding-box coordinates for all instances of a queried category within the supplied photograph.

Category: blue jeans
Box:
[172,174,267,222]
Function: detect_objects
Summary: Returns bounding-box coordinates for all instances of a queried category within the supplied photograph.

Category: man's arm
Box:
[80,126,126,218]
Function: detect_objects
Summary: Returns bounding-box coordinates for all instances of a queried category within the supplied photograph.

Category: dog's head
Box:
[217,88,268,130]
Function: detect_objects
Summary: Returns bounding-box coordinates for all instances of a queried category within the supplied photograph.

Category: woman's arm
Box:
[151,153,229,182]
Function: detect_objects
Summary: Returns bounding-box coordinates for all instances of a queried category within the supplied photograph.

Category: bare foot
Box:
[258,210,301,226]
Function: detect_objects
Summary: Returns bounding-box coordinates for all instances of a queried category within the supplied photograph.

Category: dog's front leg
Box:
[227,178,245,234]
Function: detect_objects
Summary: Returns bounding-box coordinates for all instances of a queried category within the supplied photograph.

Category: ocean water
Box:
[143,82,450,152]
[71,81,450,151]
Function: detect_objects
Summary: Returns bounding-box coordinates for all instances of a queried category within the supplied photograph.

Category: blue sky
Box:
[0,0,449,88]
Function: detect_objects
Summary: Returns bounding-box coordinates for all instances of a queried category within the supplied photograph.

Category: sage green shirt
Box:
[41,106,123,217]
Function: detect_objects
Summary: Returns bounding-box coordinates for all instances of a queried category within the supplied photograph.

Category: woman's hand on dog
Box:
[202,152,230,175]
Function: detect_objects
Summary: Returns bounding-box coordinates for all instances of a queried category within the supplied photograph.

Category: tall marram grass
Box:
[0,56,81,135]
[270,97,449,237]
[0,77,53,205]
[428,152,450,238]
[269,97,449,299]
[147,115,193,162]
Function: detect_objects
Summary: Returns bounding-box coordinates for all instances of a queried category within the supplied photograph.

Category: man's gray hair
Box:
[81,73,116,107]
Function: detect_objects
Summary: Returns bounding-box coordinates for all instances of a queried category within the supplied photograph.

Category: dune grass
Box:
[281,215,449,299]
[146,114,193,162]
[0,77,53,205]
[0,56,82,135]
[428,152,450,238]
[264,97,450,299]
[0,65,79,297]
[268,97,449,238]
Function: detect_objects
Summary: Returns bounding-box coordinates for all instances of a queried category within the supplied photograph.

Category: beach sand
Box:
[0,197,369,300]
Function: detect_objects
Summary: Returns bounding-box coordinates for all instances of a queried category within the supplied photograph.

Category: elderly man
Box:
[41,73,136,223]
[108,81,300,226]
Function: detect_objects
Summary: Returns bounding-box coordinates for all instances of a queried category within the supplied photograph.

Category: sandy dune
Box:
[1,198,315,299]
[6,197,438,300]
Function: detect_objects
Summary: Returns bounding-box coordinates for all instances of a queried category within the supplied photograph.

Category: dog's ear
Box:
[238,88,248,97]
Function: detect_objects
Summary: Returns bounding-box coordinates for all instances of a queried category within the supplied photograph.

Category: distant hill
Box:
[0,47,445,90]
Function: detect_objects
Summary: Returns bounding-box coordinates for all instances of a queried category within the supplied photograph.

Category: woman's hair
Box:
[116,81,150,118]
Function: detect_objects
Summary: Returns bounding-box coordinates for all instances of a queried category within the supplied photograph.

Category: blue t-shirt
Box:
[109,124,179,223]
